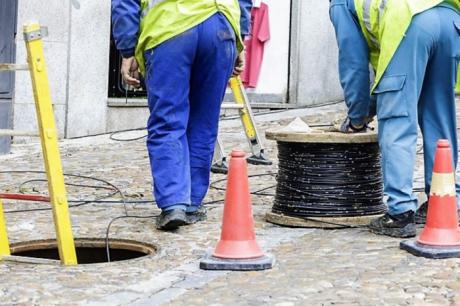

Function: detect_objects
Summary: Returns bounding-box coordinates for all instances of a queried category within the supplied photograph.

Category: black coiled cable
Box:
[273,141,386,218]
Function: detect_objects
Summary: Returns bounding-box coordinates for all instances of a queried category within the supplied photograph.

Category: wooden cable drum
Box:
[265,119,386,229]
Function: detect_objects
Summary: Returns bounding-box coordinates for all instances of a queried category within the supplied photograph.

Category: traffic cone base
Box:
[200,249,274,271]
[400,240,460,259]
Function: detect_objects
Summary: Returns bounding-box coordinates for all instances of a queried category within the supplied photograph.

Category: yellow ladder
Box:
[212,76,272,173]
[0,23,77,265]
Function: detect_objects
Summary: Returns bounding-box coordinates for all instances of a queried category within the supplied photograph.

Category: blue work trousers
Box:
[144,13,237,209]
[375,6,460,215]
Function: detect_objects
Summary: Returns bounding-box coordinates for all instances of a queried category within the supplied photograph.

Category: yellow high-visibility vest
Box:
[135,0,243,74]
[354,0,460,91]
[456,68,460,94]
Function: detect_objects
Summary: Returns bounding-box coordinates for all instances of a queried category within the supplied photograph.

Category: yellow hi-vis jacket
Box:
[135,0,243,75]
[457,68,460,93]
[354,0,460,91]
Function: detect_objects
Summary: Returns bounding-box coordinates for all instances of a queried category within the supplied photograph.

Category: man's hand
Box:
[232,51,245,76]
[121,57,141,88]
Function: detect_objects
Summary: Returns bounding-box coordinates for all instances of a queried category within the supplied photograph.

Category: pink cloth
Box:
[241,2,270,88]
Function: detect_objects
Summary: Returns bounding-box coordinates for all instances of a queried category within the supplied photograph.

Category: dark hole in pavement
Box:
[10,238,156,264]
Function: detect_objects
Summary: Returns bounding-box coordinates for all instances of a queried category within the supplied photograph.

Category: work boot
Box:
[185,207,208,225]
[415,201,460,225]
[156,209,187,231]
[415,201,428,225]
[369,211,416,238]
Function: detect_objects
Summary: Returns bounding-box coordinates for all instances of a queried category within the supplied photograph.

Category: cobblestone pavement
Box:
[0,102,460,305]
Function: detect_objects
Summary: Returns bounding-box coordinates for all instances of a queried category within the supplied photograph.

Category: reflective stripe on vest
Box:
[362,0,379,48]
[378,0,388,23]
[141,0,165,17]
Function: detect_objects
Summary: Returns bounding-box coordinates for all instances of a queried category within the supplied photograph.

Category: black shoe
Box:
[185,207,207,225]
[156,209,187,231]
[369,211,416,238]
[415,201,428,225]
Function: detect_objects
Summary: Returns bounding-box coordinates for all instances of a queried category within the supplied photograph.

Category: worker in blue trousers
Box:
[330,0,460,238]
[112,0,252,230]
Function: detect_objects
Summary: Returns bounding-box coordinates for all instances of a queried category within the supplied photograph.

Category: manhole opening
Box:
[10,238,157,264]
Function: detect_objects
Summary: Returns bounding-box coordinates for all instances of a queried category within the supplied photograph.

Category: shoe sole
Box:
[369,223,416,238]
[157,219,186,231]
[185,215,207,225]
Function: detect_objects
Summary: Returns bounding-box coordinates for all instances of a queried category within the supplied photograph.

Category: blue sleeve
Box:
[330,0,371,124]
[112,0,141,58]
[238,0,252,38]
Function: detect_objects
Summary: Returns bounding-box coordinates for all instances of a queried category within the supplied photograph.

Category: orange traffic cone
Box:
[200,150,274,270]
[401,139,460,258]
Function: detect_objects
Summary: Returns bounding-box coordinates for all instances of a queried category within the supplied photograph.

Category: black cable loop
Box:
[273,141,386,218]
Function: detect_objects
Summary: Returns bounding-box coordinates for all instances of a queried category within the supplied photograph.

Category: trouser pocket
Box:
[374,75,408,120]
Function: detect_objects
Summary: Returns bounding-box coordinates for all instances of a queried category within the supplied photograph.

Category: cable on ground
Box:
[0,171,129,215]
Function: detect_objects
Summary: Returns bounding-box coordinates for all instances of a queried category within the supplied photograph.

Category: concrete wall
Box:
[13,0,111,139]
[66,0,111,138]
[107,106,149,133]
[14,0,70,139]
[289,0,343,106]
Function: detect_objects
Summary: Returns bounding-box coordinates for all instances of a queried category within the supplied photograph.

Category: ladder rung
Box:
[0,64,29,71]
[221,103,244,110]
[0,129,39,137]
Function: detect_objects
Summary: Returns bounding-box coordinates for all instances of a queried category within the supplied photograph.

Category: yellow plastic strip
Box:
[229,77,256,140]
[430,173,456,197]
[24,23,77,266]
[0,200,10,258]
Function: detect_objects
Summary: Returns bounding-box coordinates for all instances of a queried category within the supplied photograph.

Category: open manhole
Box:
[10,238,157,264]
